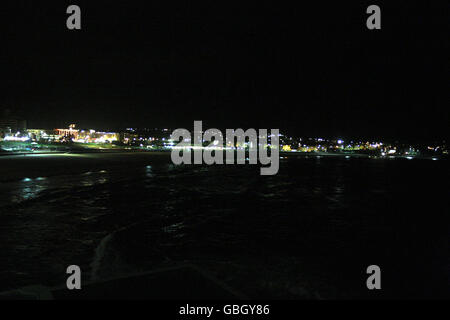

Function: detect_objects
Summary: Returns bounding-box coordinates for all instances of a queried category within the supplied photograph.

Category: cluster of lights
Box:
[4,136,30,142]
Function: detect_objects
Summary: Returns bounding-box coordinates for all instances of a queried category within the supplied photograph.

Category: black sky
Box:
[0,1,448,141]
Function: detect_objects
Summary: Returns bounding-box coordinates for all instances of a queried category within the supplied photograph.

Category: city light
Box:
[4,136,30,142]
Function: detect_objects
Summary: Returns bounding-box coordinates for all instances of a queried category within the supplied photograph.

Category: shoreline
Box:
[280,151,445,160]
[1,148,445,159]
[0,148,172,157]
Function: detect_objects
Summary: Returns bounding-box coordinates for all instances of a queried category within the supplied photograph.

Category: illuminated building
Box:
[75,130,119,143]
[56,124,79,139]
[282,145,292,152]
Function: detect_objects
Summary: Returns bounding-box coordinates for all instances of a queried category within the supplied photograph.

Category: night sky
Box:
[0,1,448,141]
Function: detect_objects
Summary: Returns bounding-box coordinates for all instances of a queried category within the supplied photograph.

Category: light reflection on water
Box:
[80,171,109,187]
[0,177,50,204]
[145,165,153,178]
[0,170,115,206]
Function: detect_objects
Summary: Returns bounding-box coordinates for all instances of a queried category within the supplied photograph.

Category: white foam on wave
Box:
[90,233,115,281]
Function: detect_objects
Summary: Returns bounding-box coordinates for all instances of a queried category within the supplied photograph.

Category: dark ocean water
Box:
[0,154,449,299]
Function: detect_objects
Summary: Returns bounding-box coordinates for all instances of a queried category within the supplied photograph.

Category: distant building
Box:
[55,123,80,140]
[76,130,119,143]
[26,129,59,142]
[0,109,27,137]
[55,124,120,143]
